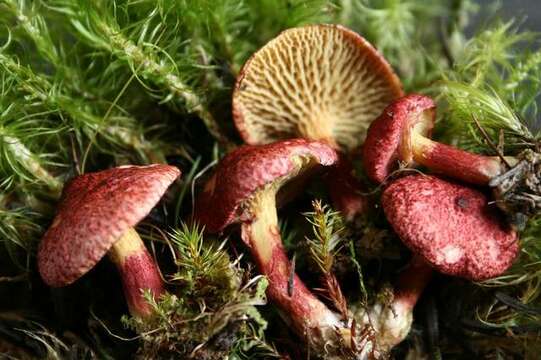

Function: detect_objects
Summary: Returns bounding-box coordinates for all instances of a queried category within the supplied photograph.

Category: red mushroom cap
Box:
[195,139,338,233]
[363,94,435,183]
[38,164,180,287]
[382,175,518,280]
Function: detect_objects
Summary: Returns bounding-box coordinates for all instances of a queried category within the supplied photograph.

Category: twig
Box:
[472,114,512,168]
[495,292,541,316]
[0,273,27,282]
[288,253,296,297]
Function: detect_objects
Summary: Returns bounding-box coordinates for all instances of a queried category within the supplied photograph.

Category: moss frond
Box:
[441,81,533,151]
[303,200,350,316]
[440,21,541,151]
[447,21,535,89]
[0,203,45,269]
[170,223,236,301]
[304,200,345,274]
[124,222,270,358]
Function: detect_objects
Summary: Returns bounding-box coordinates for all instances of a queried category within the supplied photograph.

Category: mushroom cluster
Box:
[192,25,523,358]
[191,137,521,357]
[363,93,539,226]
[352,94,523,356]
[34,24,526,360]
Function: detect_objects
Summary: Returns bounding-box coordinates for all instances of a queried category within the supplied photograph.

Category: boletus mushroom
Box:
[383,174,518,280]
[233,24,403,220]
[194,139,353,354]
[354,174,518,354]
[362,94,513,185]
[38,164,180,318]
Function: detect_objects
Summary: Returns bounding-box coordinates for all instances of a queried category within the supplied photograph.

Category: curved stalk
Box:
[410,132,514,185]
[239,188,350,353]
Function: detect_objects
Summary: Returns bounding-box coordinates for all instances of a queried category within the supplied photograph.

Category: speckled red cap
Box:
[363,94,435,183]
[38,164,180,287]
[382,175,518,281]
[195,139,338,233]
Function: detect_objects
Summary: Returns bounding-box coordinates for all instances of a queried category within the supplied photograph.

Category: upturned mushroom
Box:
[38,164,180,318]
[194,139,353,354]
[354,174,519,354]
[233,24,403,220]
[362,94,512,185]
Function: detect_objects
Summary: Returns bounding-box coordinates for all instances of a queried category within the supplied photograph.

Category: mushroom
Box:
[38,164,180,318]
[233,24,403,220]
[354,174,518,354]
[194,139,351,353]
[382,174,518,281]
[362,94,512,185]
[355,256,433,355]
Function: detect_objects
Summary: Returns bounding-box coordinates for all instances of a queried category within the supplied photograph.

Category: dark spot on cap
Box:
[456,196,469,209]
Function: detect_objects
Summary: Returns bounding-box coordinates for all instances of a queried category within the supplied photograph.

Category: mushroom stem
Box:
[108,228,165,318]
[410,132,515,185]
[392,256,433,313]
[362,257,433,353]
[363,94,521,187]
[240,188,346,350]
[327,154,368,221]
